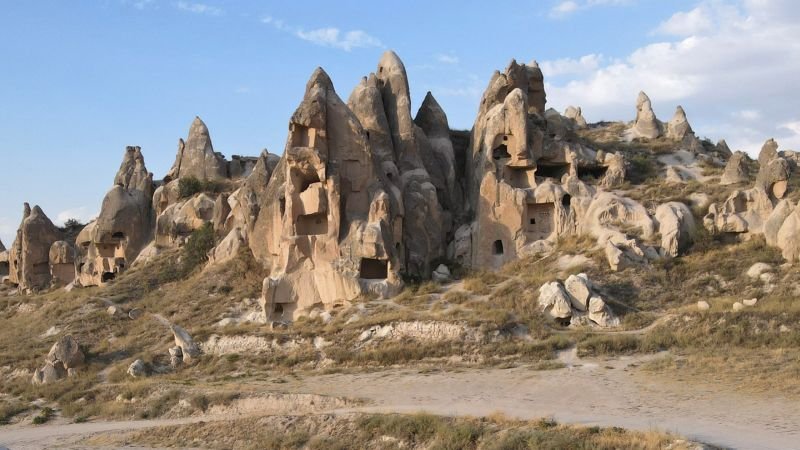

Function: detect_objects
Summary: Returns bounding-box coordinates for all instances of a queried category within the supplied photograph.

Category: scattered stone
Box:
[564,274,591,311]
[743,298,758,307]
[732,302,744,312]
[537,282,573,321]
[127,359,147,378]
[107,305,124,318]
[697,301,711,311]
[170,325,200,363]
[746,263,772,279]
[128,308,143,320]
[431,264,452,283]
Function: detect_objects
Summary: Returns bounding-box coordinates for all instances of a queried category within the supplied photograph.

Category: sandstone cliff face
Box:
[255,67,403,321]
[77,146,154,286]
[8,204,64,292]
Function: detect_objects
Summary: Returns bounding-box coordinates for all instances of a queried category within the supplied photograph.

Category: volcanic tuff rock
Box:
[631,91,662,139]
[666,106,693,140]
[167,116,228,181]
[720,151,750,185]
[77,146,155,286]
[7,203,64,292]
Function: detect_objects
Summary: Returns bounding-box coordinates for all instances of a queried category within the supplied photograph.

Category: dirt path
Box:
[4,351,796,450]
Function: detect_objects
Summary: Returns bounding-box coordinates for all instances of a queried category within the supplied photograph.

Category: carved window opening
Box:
[291,124,318,148]
[112,232,125,240]
[296,213,328,236]
[360,258,388,279]
[273,303,284,318]
[578,165,608,181]
[279,196,286,216]
[492,144,511,161]
[536,163,570,180]
[562,194,572,208]
[101,272,116,282]
[492,240,504,255]
[526,203,555,241]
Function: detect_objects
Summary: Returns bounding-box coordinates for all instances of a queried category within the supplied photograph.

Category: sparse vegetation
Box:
[178,176,226,199]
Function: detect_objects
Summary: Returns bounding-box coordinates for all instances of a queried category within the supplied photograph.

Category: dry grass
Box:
[98,411,695,450]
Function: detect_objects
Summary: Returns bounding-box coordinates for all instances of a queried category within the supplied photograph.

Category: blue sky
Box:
[1,0,799,245]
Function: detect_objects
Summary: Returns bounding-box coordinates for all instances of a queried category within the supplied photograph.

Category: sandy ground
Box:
[1,350,798,449]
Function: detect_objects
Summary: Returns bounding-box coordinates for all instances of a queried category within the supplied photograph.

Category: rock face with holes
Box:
[7,203,64,292]
[254,64,405,321]
[630,91,662,139]
[76,146,155,286]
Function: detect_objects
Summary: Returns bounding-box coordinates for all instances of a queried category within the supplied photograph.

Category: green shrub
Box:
[178,176,224,199]
[182,223,216,273]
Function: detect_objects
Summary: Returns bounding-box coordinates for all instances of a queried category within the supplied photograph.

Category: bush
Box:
[32,407,54,424]
[178,176,223,199]
[182,223,216,273]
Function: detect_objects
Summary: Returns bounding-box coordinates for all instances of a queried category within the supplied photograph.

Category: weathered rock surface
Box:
[631,92,662,139]
[720,151,750,185]
[167,117,228,181]
[666,106,692,140]
[47,335,85,369]
[655,202,696,257]
[171,324,200,363]
[564,106,587,128]
[7,204,64,291]
[538,274,618,327]
[127,359,147,378]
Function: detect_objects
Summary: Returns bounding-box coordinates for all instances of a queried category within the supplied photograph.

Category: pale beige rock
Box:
[588,296,619,327]
[765,200,795,246]
[46,335,84,369]
[207,227,245,267]
[704,187,774,236]
[631,92,662,139]
[537,282,572,320]
[732,302,744,312]
[127,359,147,378]
[777,207,800,261]
[564,273,591,311]
[7,204,64,291]
[755,157,790,200]
[655,202,696,257]
[167,117,228,181]
[564,106,587,128]
[77,146,154,286]
[746,262,772,279]
[48,241,75,285]
[666,106,693,140]
[720,151,750,185]
[743,298,758,307]
[171,324,200,363]
[697,301,710,311]
[757,138,779,168]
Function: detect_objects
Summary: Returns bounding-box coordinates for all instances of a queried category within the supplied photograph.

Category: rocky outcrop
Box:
[76,146,154,286]
[167,117,228,181]
[171,324,200,363]
[655,202,696,257]
[720,151,750,185]
[255,66,403,320]
[49,241,76,285]
[755,157,790,200]
[630,92,662,139]
[538,274,618,327]
[666,106,692,140]
[564,106,587,128]
[0,239,9,280]
[7,204,64,292]
[32,335,84,384]
[757,138,779,168]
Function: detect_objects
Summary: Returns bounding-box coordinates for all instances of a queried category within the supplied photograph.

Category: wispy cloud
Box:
[549,0,633,19]
[261,16,383,52]
[435,53,459,65]
[540,54,604,77]
[176,1,222,16]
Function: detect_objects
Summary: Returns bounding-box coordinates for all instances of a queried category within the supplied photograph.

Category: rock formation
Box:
[32,335,84,384]
[631,91,662,139]
[655,202,696,257]
[666,106,692,140]
[538,273,619,327]
[0,239,8,281]
[167,117,228,181]
[564,106,588,128]
[7,204,64,292]
[76,146,154,286]
[720,151,750,185]
[49,241,76,285]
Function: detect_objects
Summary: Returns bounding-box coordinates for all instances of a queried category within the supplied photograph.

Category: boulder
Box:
[746,262,772,279]
[732,302,744,312]
[537,282,572,320]
[431,264,451,283]
[171,325,200,363]
[720,151,749,185]
[32,361,67,385]
[564,273,591,311]
[777,208,800,261]
[631,92,662,139]
[564,106,587,128]
[757,138,779,168]
[743,298,758,307]
[666,106,692,140]
[764,200,794,246]
[127,359,147,378]
[588,296,619,327]
[46,335,84,369]
[697,301,710,311]
[655,202,696,257]
[755,157,790,200]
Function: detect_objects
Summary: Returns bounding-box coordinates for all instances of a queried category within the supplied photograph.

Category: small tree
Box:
[182,223,215,273]
[178,177,203,199]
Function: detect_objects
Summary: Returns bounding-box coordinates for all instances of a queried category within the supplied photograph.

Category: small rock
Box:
[743,298,758,307]
[697,301,711,311]
[128,308,143,320]
[64,282,76,292]
[780,324,791,333]
[564,273,591,311]
[67,368,78,377]
[127,359,147,378]
[732,302,744,312]
[432,264,452,283]
[107,306,123,318]
[320,311,333,324]
[746,263,772,279]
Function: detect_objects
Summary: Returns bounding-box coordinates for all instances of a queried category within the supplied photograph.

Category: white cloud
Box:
[175,1,222,16]
[540,54,604,77]
[549,0,632,18]
[56,206,97,226]
[655,6,713,36]
[262,16,382,52]
[544,0,800,155]
[436,53,459,65]
[781,121,800,136]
